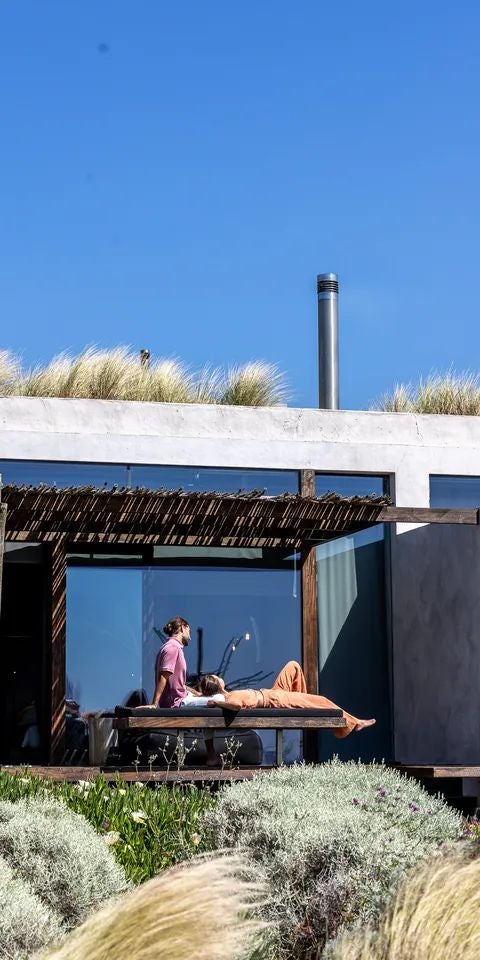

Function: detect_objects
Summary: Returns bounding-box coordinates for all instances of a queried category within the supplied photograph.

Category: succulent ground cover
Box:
[0,771,213,884]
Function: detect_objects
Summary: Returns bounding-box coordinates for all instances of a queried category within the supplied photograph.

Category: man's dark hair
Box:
[163,616,189,637]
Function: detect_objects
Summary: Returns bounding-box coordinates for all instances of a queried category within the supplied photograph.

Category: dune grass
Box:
[373,371,480,415]
[329,848,480,960]
[0,347,288,407]
[38,854,263,960]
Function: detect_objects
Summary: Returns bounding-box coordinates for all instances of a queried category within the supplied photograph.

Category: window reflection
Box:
[66,559,301,764]
[430,475,480,507]
[0,460,126,489]
[315,473,391,762]
[0,460,299,497]
[130,465,299,495]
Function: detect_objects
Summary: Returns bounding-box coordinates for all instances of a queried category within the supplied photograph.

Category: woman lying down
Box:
[199,660,375,739]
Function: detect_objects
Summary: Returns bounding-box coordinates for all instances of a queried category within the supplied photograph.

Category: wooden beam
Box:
[113,715,346,730]
[300,470,319,763]
[391,764,480,778]
[377,506,479,525]
[49,539,67,764]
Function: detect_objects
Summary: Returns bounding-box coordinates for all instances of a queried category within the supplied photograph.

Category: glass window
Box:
[315,474,391,762]
[130,465,299,495]
[4,543,45,564]
[430,475,480,507]
[0,461,299,497]
[315,474,386,498]
[66,554,301,765]
[0,460,127,489]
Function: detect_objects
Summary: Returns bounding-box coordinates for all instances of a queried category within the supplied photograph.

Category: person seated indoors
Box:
[199,661,375,739]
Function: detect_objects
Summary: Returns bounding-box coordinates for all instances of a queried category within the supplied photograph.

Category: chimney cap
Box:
[317,273,338,296]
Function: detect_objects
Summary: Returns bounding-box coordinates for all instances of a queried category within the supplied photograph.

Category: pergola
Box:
[1,475,478,762]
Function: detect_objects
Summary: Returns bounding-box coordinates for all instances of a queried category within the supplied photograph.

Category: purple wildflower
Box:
[102,818,110,829]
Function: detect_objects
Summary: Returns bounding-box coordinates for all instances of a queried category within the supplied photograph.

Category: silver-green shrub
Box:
[0,799,128,930]
[204,760,464,959]
[0,856,63,960]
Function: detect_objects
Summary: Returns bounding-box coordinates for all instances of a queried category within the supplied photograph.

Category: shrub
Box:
[0,772,214,884]
[204,760,464,959]
[0,856,63,960]
[329,847,480,960]
[41,855,263,960]
[0,798,128,928]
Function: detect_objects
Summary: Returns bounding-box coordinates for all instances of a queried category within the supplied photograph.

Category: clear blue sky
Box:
[1,1,479,409]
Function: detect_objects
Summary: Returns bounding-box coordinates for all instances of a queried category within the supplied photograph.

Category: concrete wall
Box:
[392,524,480,764]
[1,396,480,502]
[1,396,480,763]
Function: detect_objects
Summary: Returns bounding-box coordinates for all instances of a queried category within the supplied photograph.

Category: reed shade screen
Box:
[1,485,477,549]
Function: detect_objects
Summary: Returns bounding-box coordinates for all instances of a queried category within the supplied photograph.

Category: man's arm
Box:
[151,671,171,708]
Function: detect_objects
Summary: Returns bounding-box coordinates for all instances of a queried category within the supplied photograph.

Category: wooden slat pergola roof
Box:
[1,483,478,549]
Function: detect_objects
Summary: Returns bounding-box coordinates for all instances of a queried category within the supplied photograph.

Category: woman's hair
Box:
[163,616,189,637]
[199,674,224,696]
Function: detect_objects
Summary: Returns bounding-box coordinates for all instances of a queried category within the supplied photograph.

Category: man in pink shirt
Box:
[151,615,218,764]
[152,616,192,708]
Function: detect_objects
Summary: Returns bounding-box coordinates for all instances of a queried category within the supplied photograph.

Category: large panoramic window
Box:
[66,550,301,764]
[0,460,126,489]
[315,474,391,761]
[0,460,299,496]
[430,475,480,507]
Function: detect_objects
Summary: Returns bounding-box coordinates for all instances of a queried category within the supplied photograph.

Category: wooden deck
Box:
[0,765,267,783]
[391,764,480,779]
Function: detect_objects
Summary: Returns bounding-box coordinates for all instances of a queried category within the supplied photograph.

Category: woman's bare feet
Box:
[354,718,376,733]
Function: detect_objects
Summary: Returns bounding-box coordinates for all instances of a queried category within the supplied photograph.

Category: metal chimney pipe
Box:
[317,272,339,409]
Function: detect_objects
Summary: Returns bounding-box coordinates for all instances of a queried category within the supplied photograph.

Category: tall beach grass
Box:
[329,849,480,960]
[38,855,263,960]
[0,347,288,407]
[373,371,480,415]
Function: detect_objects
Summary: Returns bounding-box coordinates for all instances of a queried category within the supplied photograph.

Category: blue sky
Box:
[1,1,479,409]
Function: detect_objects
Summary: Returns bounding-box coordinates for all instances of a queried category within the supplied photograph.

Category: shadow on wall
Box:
[392,522,480,765]
[317,535,392,763]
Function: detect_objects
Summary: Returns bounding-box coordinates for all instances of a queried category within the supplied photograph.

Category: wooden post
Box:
[49,539,67,764]
[275,729,284,766]
[300,470,319,763]
[0,503,6,618]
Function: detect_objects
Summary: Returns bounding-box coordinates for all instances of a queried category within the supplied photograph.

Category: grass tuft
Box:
[39,854,264,960]
[218,361,289,407]
[0,350,20,395]
[0,348,288,406]
[373,370,480,415]
[329,848,480,960]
